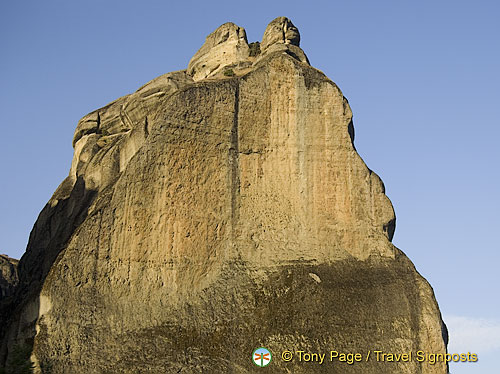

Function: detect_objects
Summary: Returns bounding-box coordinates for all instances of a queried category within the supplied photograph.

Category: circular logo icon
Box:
[253,347,272,367]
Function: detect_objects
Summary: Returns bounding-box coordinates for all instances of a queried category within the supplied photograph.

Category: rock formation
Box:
[187,17,308,81]
[0,17,447,373]
[0,255,18,300]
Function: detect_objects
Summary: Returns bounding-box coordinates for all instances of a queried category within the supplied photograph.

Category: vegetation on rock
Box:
[0,344,34,374]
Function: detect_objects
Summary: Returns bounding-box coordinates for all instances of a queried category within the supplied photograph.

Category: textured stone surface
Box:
[1,17,447,374]
[0,255,18,300]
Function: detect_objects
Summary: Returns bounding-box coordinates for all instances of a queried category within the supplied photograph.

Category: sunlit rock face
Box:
[1,17,447,374]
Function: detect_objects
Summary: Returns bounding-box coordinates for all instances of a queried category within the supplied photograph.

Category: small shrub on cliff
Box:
[249,42,261,57]
[223,68,235,77]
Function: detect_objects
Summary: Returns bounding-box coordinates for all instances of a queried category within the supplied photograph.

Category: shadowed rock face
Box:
[0,255,18,299]
[1,17,447,374]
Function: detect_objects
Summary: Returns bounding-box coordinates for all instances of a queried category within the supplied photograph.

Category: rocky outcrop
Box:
[187,17,308,82]
[1,17,447,374]
[0,255,18,299]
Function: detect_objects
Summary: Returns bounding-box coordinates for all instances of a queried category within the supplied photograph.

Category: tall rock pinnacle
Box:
[187,22,250,81]
[261,16,301,50]
[0,17,447,374]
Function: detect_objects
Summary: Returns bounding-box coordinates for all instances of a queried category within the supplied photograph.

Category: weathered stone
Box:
[1,18,447,374]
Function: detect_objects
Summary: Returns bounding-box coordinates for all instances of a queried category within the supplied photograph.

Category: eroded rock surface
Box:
[1,17,447,374]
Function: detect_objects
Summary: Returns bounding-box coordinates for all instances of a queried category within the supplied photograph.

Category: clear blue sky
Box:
[1,1,498,372]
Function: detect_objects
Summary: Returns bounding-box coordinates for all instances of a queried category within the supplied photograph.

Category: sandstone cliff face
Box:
[1,17,447,373]
[0,255,18,300]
